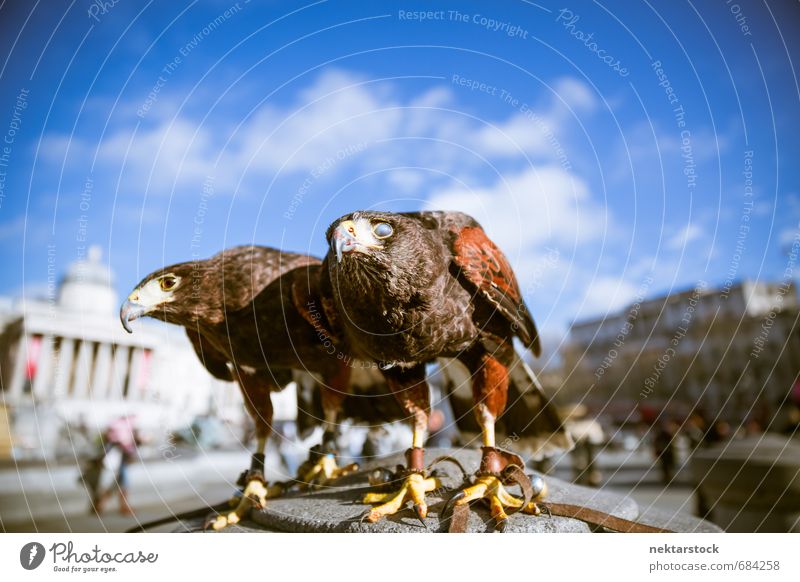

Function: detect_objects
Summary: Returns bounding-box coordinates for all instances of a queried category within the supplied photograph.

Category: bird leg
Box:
[207,436,284,531]
[448,445,548,530]
[207,374,283,531]
[296,430,358,488]
[448,350,547,530]
[362,366,440,523]
[362,446,441,523]
[296,370,358,488]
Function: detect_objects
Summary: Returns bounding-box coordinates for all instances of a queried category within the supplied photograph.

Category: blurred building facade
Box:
[0,247,248,460]
[562,280,800,425]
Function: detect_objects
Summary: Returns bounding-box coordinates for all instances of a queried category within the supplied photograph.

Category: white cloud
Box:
[667,223,702,250]
[551,77,597,113]
[426,165,608,253]
[465,79,595,162]
[574,276,640,319]
[0,215,50,245]
[408,86,453,109]
[470,114,553,158]
[0,215,26,241]
[40,69,595,197]
[385,169,427,193]
[34,69,624,331]
[778,226,799,247]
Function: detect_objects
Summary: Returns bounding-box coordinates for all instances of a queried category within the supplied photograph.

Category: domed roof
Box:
[61,246,113,288]
[58,246,118,314]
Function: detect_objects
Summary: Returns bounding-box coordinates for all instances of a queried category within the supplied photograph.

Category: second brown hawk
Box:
[120,245,358,529]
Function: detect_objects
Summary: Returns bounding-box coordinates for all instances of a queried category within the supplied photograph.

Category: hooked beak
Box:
[332,221,360,263]
[120,299,147,333]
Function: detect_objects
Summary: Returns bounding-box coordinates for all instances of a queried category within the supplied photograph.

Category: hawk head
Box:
[120,262,201,332]
[325,211,444,297]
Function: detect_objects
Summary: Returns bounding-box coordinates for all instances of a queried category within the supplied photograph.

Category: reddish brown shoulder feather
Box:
[451,226,541,355]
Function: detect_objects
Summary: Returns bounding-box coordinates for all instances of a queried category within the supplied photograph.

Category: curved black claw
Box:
[494,518,507,533]
[358,509,374,524]
[441,490,466,522]
[412,504,428,529]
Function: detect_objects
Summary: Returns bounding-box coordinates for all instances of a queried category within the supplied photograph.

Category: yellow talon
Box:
[362,491,394,504]
[213,477,283,531]
[452,474,546,529]
[298,454,359,489]
[453,476,493,506]
[363,472,441,523]
[489,495,509,522]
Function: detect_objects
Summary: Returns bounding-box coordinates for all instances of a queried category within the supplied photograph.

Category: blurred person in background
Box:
[653,418,680,485]
[89,415,142,516]
[743,417,763,438]
[684,411,708,451]
[705,419,731,445]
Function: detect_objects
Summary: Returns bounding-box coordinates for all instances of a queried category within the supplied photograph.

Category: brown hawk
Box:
[120,245,358,529]
[323,210,570,528]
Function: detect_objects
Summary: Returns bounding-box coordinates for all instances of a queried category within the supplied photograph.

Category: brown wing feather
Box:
[451,225,541,356]
[185,328,233,381]
[290,263,339,342]
[216,245,320,314]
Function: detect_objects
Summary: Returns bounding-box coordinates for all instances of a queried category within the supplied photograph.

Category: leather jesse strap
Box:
[447,450,675,533]
[505,466,673,533]
[447,463,532,532]
[478,446,525,475]
[448,503,471,533]
[406,447,426,472]
[540,502,674,533]
[446,491,674,534]
[501,464,534,514]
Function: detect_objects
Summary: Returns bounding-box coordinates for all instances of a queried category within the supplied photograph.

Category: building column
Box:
[127,348,142,400]
[72,341,94,398]
[8,333,29,401]
[109,345,129,400]
[52,337,75,398]
[32,335,55,400]
[91,343,113,399]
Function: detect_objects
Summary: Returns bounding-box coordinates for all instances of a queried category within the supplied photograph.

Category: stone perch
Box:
[176,448,721,533]
[691,434,800,532]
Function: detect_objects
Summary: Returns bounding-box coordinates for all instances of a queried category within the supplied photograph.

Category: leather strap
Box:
[447,503,471,533]
[506,467,674,533]
[501,464,533,516]
[540,502,674,533]
[478,446,525,475]
[445,458,675,533]
[406,447,425,472]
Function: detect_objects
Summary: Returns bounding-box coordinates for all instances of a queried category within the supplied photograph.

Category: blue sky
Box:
[0,0,798,342]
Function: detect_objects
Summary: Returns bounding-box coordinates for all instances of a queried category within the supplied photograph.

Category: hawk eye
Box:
[372,222,393,239]
[159,276,178,291]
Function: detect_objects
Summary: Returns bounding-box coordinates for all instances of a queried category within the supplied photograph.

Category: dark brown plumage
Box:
[323,210,569,524]
[120,245,358,529]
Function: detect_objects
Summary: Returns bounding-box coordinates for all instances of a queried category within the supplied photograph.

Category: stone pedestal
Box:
[691,435,800,532]
[179,448,720,533]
